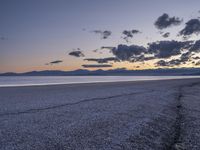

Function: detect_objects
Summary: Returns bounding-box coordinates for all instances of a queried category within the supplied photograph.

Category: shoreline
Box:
[0,76,200,88]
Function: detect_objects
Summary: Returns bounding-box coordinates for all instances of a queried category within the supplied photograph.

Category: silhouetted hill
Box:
[1,68,200,76]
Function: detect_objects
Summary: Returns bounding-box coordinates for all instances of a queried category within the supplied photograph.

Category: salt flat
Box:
[0,79,200,150]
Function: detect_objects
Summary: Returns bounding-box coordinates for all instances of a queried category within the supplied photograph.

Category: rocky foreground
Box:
[0,78,200,150]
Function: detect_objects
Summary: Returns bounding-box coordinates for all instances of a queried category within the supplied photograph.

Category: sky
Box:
[1,0,200,73]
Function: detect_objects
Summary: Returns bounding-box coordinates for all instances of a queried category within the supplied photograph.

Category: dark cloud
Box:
[168,59,182,66]
[131,55,154,62]
[122,29,141,42]
[154,13,182,29]
[69,50,84,57]
[196,61,200,65]
[101,46,115,53]
[171,52,192,66]
[92,30,112,39]
[158,31,170,38]
[147,40,199,67]
[156,60,168,66]
[189,40,200,52]
[180,52,191,62]
[46,60,63,65]
[156,51,192,67]
[135,66,140,68]
[148,40,192,58]
[179,19,200,37]
[101,46,115,50]
[111,44,147,61]
[82,64,112,68]
[122,30,140,37]
[153,37,200,67]
[156,59,181,67]
[107,40,194,65]
[132,29,140,34]
[192,56,200,60]
[98,39,200,67]
[84,57,119,63]
[162,32,170,38]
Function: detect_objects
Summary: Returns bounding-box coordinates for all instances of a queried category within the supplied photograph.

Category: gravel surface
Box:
[0,79,200,150]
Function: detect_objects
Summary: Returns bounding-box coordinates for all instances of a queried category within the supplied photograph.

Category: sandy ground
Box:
[0,78,200,150]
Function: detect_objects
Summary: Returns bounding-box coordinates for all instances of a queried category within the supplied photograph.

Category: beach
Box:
[0,78,200,150]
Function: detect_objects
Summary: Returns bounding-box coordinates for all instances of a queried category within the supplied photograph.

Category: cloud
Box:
[68,50,84,57]
[156,51,192,67]
[82,64,112,68]
[131,55,155,62]
[122,30,140,38]
[152,38,200,67]
[111,44,146,61]
[147,40,192,58]
[196,61,200,65]
[180,51,192,62]
[156,60,169,66]
[84,57,119,63]
[162,32,170,38]
[168,59,182,66]
[154,13,182,29]
[92,30,112,39]
[179,19,200,37]
[122,29,141,42]
[109,40,193,64]
[156,59,182,67]
[135,66,140,68]
[99,39,200,67]
[189,40,200,52]
[101,46,115,50]
[192,56,200,60]
[46,60,63,65]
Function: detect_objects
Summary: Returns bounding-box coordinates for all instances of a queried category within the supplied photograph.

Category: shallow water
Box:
[0,76,200,87]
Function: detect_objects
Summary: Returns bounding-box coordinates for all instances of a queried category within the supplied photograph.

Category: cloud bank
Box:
[68,14,200,69]
[148,40,192,58]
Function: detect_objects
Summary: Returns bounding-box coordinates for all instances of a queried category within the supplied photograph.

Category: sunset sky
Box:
[1,0,200,73]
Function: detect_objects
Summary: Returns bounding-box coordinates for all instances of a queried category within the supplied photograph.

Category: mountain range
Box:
[1,68,200,76]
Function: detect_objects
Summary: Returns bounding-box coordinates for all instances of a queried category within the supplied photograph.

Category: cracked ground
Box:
[0,79,200,150]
